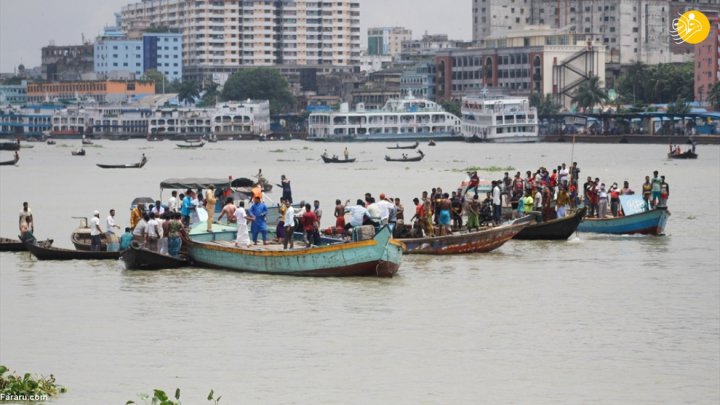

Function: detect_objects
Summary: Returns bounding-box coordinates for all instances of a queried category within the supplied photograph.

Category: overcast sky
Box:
[0,0,471,73]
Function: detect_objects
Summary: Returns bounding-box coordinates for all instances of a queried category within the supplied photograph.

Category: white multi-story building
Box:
[94,28,183,81]
[119,0,361,81]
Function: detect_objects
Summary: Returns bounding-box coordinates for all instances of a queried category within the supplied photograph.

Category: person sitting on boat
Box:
[119,227,133,251]
[322,149,328,158]
[402,153,408,160]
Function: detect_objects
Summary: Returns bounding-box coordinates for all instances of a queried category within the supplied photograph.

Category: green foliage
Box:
[0,365,66,398]
[529,93,560,116]
[574,76,607,112]
[127,388,221,405]
[706,82,720,111]
[617,62,694,104]
[439,99,461,117]
[197,82,220,107]
[221,67,296,115]
[177,81,200,105]
[141,69,168,93]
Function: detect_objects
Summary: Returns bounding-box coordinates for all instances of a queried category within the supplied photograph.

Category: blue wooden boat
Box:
[186,225,402,277]
[576,207,670,235]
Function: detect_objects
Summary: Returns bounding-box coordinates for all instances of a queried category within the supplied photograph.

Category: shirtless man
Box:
[216,197,237,224]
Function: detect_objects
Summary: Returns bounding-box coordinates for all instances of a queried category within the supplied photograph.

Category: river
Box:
[1,140,718,404]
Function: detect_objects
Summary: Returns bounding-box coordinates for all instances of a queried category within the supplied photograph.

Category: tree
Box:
[439,99,461,117]
[707,82,720,111]
[177,81,200,105]
[197,82,219,107]
[141,69,168,93]
[617,62,693,105]
[221,67,296,115]
[529,93,560,116]
[574,76,607,112]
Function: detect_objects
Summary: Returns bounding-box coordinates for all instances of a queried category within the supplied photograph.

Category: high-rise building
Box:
[694,11,719,102]
[95,28,183,81]
[367,27,412,57]
[472,0,720,66]
[119,0,361,82]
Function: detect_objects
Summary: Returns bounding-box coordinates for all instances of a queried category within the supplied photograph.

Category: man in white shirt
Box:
[145,212,161,252]
[235,201,252,248]
[105,209,121,250]
[19,202,33,233]
[376,193,395,225]
[283,203,296,249]
[133,214,148,243]
[167,191,179,213]
[345,200,370,230]
[558,163,569,187]
[492,181,502,224]
[90,210,103,251]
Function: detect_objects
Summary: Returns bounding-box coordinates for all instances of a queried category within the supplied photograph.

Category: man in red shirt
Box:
[302,203,320,247]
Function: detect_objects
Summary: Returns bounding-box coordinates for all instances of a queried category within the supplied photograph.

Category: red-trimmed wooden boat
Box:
[23,240,121,260]
[397,222,527,254]
[514,207,587,240]
[120,242,190,270]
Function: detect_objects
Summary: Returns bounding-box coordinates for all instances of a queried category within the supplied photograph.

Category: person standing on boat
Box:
[438,193,452,235]
[597,184,609,219]
[18,202,33,233]
[119,227,134,251]
[334,199,346,232]
[394,198,405,227]
[167,213,185,256]
[249,196,269,245]
[130,203,144,229]
[105,209,121,251]
[145,212,161,252]
[450,191,464,229]
[466,195,481,231]
[659,176,670,208]
[283,201,295,249]
[556,186,570,218]
[492,181,502,225]
[641,176,652,211]
[217,197,237,224]
[204,185,217,232]
[278,175,293,204]
[302,204,320,247]
[90,210,103,251]
[559,163,569,187]
[344,147,349,160]
[181,190,195,227]
[609,183,621,217]
[651,170,661,208]
[167,191,180,213]
[234,201,252,248]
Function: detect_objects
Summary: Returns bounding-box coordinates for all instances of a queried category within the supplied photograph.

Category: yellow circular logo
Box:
[674,10,710,45]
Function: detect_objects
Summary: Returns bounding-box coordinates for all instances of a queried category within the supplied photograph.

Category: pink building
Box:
[694,12,720,104]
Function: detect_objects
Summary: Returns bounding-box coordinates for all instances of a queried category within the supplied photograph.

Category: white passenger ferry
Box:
[461,96,539,143]
[308,94,462,142]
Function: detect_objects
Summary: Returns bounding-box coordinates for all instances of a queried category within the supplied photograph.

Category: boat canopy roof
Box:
[160,177,254,190]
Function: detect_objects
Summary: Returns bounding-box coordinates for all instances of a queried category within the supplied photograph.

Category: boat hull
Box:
[321,155,356,163]
[667,152,697,159]
[576,208,670,235]
[24,241,121,260]
[120,244,189,270]
[0,237,53,252]
[464,134,539,143]
[187,226,402,277]
[398,223,526,254]
[514,207,587,240]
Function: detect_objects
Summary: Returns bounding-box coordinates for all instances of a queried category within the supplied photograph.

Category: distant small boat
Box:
[47,139,56,145]
[321,155,356,163]
[177,142,205,148]
[0,142,20,151]
[24,239,121,261]
[82,138,94,145]
[667,150,697,159]
[120,242,190,270]
[97,156,147,169]
[428,140,436,146]
[386,142,419,150]
[385,150,425,162]
[71,149,86,156]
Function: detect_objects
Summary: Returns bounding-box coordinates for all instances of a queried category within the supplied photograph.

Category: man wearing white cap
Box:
[90,210,103,251]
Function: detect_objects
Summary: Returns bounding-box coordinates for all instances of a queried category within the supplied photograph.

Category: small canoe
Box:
[428,140,436,146]
[321,155,356,163]
[71,149,86,156]
[0,237,52,252]
[177,142,205,148]
[576,207,670,235]
[47,139,56,145]
[24,240,121,260]
[97,157,147,169]
[82,139,94,145]
[514,207,587,240]
[120,242,190,270]
[386,142,419,150]
[385,151,424,162]
[0,154,19,166]
[397,222,527,254]
[0,142,20,151]
[667,151,697,159]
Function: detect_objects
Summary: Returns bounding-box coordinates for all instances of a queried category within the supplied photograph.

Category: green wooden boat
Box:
[186,225,402,277]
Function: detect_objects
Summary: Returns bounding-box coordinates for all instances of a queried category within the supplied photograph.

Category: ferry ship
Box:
[461,96,539,143]
[308,94,462,142]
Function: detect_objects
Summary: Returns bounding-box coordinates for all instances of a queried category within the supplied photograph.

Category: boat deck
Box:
[209,240,331,252]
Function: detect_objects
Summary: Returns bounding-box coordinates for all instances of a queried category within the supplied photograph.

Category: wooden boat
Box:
[97,156,147,169]
[120,242,190,270]
[576,207,670,235]
[385,150,425,162]
[0,142,20,151]
[0,153,19,166]
[386,142,419,150]
[24,240,121,261]
[321,155,356,163]
[397,222,527,254]
[81,138,94,145]
[47,139,56,145]
[186,225,403,277]
[428,140,436,146]
[667,150,697,159]
[177,142,205,148]
[0,237,52,252]
[514,207,587,240]
[71,149,86,156]
[71,220,108,251]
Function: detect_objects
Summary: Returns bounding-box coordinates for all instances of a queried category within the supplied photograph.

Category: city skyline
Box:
[0,0,471,74]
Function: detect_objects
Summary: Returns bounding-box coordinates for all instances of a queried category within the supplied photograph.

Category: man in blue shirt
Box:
[119,227,134,250]
[249,196,268,245]
[180,190,195,227]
